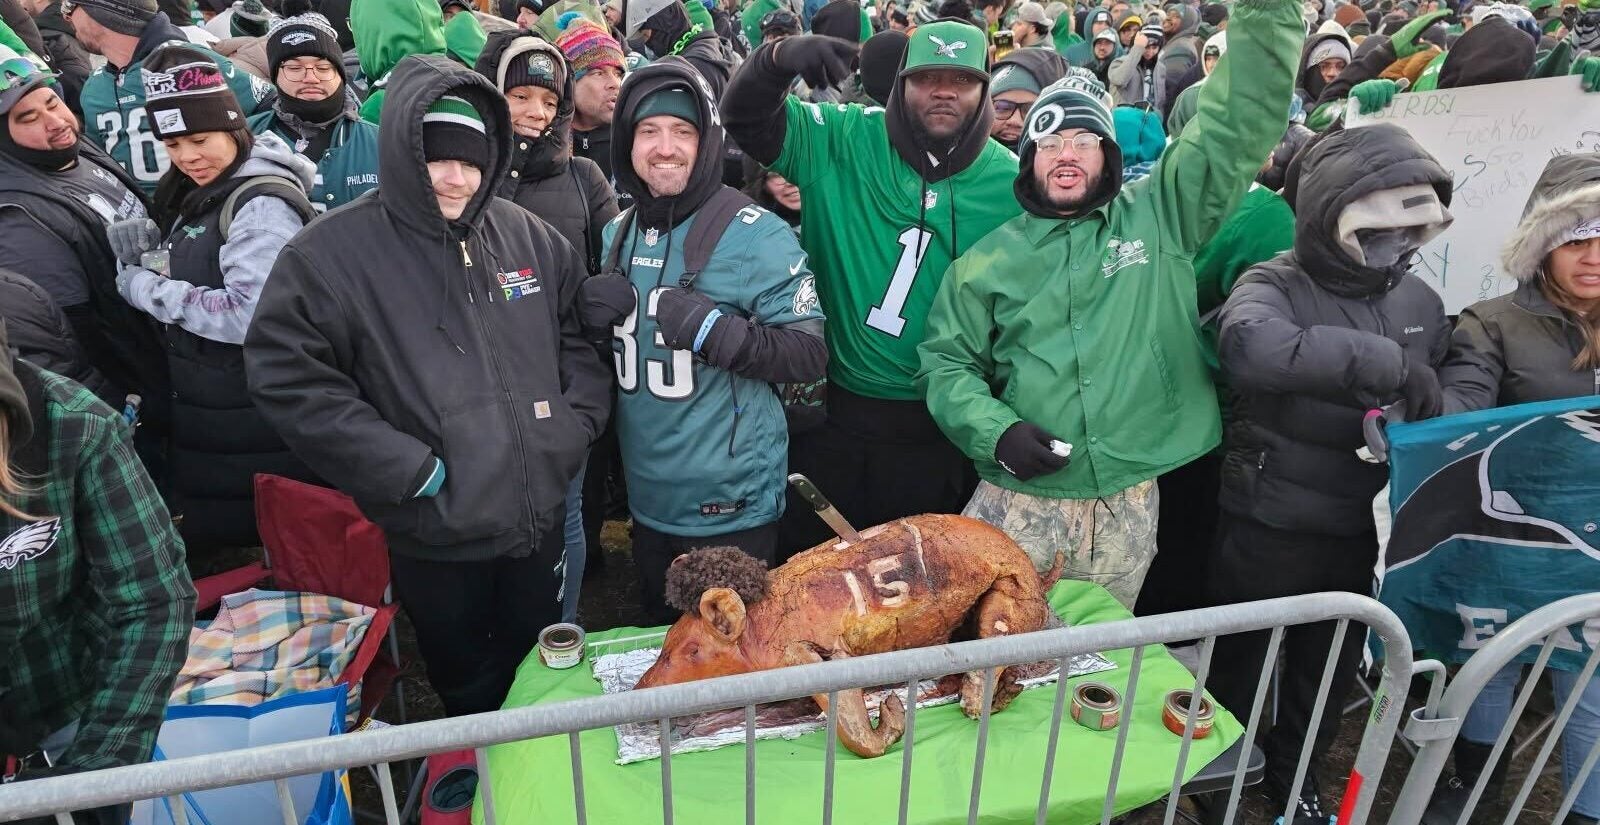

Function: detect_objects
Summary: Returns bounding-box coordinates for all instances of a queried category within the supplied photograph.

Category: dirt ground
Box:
[344,521,1568,824]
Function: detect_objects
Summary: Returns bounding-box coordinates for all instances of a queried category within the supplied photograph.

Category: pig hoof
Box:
[960,672,984,719]
[879,693,906,748]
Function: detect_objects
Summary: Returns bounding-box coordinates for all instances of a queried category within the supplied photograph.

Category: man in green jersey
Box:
[723,19,1021,552]
[916,0,1301,608]
[70,0,272,194]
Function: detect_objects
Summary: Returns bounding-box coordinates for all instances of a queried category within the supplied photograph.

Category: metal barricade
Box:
[1389,592,1600,825]
[0,592,1415,825]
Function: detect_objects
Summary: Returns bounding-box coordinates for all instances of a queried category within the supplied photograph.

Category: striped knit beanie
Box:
[554,16,625,80]
[1019,71,1118,161]
[423,94,490,168]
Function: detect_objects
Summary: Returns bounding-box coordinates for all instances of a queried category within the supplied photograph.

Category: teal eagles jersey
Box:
[81,46,274,195]
[249,110,381,212]
[603,202,824,537]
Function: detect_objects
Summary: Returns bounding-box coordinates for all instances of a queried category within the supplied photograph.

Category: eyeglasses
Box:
[279,62,340,81]
[1034,133,1104,158]
[992,99,1026,119]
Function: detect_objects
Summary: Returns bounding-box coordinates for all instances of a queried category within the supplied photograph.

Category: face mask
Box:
[1355,227,1422,269]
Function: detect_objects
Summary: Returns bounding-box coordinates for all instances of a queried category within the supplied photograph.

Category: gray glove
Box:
[106,218,159,267]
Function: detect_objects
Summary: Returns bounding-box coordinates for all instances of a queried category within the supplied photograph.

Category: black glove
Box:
[577,274,636,343]
[1400,350,1442,421]
[994,421,1071,482]
[771,35,860,91]
[654,287,719,351]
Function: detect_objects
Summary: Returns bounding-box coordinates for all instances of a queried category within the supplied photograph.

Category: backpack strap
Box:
[678,186,756,289]
[220,176,317,242]
[602,206,636,276]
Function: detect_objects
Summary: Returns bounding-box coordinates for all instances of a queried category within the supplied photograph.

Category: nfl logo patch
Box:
[644,228,660,247]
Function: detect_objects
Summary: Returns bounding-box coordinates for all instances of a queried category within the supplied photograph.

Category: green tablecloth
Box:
[478,580,1242,824]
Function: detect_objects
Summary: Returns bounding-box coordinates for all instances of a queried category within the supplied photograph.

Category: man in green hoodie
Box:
[351,0,485,123]
[916,0,1301,608]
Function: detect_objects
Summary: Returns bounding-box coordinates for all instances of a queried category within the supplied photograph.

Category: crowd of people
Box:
[0,0,1598,820]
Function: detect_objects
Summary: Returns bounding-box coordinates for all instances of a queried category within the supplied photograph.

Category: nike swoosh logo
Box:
[790,256,807,277]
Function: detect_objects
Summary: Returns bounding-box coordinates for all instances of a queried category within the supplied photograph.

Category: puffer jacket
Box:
[473,32,619,272]
[0,268,113,401]
[1217,123,1453,536]
[1441,153,1600,411]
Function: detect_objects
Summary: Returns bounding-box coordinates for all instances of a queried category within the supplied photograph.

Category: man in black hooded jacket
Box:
[245,55,612,717]
[1208,122,1455,822]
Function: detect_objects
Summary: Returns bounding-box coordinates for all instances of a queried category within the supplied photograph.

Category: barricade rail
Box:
[1389,592,1600,825]
[0,592,1416,825]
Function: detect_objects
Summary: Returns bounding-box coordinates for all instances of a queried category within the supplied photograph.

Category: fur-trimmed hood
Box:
[1502,153,1600,282]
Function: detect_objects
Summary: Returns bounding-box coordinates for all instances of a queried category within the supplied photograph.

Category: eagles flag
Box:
[1378,395,1600,672]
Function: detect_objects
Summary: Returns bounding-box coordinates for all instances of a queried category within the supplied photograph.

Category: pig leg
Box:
[783,644,906,758]
[961,578,1050,718]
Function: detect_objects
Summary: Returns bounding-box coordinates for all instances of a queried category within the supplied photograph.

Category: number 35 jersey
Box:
[769,98,1021,401]
[80,42,273,196]
[603,204,824,537]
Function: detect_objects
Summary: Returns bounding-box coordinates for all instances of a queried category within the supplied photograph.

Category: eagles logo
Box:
[792,274,819,317]
[529,53,556,78]
[929,35,968,58]
[0,518,62,571]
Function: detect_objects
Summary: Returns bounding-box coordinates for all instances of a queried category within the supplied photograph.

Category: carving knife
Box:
[788,474,864,544]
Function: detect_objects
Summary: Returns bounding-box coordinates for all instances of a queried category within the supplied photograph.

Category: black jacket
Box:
[1217,124,1453,536]
[0,139,169,421]
[0,268,112,400]
[474,32,620,272]
[245,55,612,562]
[27,2,91,114]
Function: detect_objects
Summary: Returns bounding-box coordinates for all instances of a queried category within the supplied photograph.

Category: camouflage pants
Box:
[962,480,1160,610]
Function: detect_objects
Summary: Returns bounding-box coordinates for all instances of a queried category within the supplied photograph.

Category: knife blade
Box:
[787,473,864,544]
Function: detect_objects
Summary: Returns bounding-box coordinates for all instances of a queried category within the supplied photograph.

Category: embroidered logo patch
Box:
[792,274,819,316]
[644,227,660,247]
[0,518,62,570]
[1100,236,1148,278]
[497,267,541,301]
[182,225,206,239]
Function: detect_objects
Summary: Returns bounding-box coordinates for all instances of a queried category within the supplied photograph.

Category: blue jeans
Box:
[1460,662,1600,817]
[561,467,586,624]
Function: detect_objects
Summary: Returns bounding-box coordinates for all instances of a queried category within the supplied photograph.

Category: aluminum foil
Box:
[597,648,1117,765]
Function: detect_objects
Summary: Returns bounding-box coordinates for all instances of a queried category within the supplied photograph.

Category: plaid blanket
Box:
[172,589,374,720]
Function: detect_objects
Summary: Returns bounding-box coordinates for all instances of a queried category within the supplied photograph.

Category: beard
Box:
[907,100,969,154]
[1033,163,1105,214]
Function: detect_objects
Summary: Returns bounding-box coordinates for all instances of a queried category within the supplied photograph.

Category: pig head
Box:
[633,586,773,689]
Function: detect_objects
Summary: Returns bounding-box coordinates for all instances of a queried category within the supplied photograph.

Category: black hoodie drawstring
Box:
[436,235,466,354]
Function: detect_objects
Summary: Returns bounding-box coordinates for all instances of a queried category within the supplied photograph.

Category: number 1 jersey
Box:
[769,98,1021,401]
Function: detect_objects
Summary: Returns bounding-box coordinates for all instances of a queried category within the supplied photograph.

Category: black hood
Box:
[1438,17,1534,89]
[1289,122,1452,298]
[885,22,996,184]
[988,47,1067,152]
[473,31,575,186]
[377,54,513,238]
[128,12,191,69]
[1295,30,1351,102]
[33,2,73,36]
[611,56,726,229]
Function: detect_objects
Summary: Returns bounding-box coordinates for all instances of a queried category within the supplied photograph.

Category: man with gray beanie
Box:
[918,0,1302,612]
[71,0,272,194]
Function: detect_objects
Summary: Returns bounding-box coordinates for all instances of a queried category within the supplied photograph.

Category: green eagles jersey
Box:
[603,203,824,537]
[80,47,273,195]
[770,98,1022,401]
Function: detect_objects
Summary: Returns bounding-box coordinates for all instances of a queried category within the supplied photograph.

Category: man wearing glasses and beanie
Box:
[917,0,1302,609]
[250,12,380,212]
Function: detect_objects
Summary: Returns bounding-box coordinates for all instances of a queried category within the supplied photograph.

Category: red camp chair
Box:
[190,474,406,726]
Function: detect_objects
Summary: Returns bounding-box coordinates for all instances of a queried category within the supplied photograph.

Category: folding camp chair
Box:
[190,474,406,727]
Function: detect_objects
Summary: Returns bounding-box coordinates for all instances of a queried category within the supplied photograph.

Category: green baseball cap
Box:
[899,20,989,79]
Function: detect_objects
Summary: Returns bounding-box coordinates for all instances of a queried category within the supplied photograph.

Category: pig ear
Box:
[698,587,747,642]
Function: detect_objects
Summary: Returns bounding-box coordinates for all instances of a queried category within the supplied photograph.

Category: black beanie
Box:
[499,40,567,96]
[73,0,158,36]
[812,0,864,42]
[266,14,347,81]
[423,94,491,169]
[141,45,248,138]
[857,30,907,106]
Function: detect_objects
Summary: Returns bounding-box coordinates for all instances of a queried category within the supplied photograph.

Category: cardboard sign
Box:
[1347,76,1600,313]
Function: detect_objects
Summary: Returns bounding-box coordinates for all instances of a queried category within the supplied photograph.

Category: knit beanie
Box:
[1199,2,1228,25]
[266,13,346,80]
[632,85,699,127]
[1305,36,1351,67]
[554,17,625,80]
[496,39,567,96]
[858,30,908,106]
[423,94,491,168]
[1139,23,1165,44]
[812,0,867,42]
[990,62,1043,97]
[1333,2,1365,26]
[142,45,248,138]
[73,0,158,36]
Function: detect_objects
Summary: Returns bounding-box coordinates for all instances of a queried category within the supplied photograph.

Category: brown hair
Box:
[1540,266,1600,371]
[0,416,37,521]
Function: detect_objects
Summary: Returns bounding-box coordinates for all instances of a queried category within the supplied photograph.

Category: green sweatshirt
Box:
[352,0,447,124]
[917,0,1302,500]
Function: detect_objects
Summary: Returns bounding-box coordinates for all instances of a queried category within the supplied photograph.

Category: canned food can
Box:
[538,623,585,669]
[1070,681,1123,731]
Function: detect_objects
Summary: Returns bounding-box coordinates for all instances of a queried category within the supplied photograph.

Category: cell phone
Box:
[992,30,1014,59]
[140,248,170,277]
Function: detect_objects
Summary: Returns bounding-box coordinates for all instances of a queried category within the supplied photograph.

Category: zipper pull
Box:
[459,240,473,267]
[459,240,477,304]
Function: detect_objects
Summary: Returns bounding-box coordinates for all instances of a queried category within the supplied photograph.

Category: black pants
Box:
[388,524,564,717]
[777,385,976,558]
[1205,513,1377,802]
[632,521,778,627]
[1138,450,1223,617]
[581,423,623,574]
